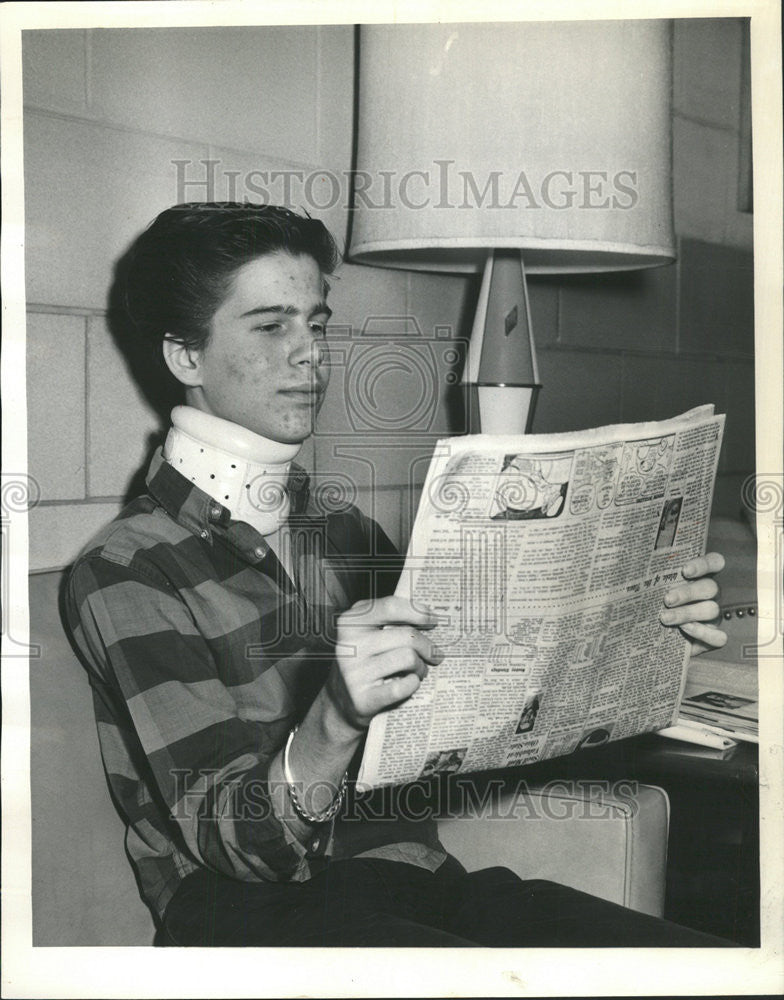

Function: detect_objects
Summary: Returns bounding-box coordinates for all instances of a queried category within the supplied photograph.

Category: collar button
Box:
[210,506,221,519]
[254,545,265,558]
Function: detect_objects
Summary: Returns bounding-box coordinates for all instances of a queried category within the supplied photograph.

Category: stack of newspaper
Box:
[678,657,758,743]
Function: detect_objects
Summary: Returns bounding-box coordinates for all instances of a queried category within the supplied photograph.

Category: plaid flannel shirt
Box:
[65,450,444,921]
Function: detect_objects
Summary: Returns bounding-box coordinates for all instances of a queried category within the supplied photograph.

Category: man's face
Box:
[184,252,331,443]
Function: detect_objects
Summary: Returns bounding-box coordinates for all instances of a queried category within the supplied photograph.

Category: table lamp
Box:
[347,20,675,433]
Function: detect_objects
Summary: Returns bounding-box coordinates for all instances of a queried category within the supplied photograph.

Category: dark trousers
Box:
[158,855,733,947]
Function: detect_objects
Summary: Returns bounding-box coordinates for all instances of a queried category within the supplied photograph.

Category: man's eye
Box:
[310,322,328,336]
[254,323,282,334]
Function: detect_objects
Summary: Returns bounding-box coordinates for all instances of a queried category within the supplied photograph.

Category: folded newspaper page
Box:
[679,658,758,743]
[357,405,725,789]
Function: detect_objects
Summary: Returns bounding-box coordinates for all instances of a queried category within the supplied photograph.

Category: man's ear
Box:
[162,336,203,388]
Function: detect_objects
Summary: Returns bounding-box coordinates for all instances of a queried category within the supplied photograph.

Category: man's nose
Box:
[289,324,327,368]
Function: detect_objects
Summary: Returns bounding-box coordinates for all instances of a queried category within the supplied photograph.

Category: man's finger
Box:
[660,600,720,626]
[682,552,725,578]
[366,671,422,714]
[341,625,445,665]
[679,621,728,647]
[338,595,439,631]
[664,577,719,607]
[371,647,431,684]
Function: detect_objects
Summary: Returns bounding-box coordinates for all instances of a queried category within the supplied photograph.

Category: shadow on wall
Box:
[106,235,181,504]
[121,430,168,505]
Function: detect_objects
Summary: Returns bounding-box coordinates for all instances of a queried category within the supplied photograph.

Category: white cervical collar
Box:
[163,406,301,536]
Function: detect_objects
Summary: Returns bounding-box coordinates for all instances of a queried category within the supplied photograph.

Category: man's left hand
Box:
[659,552,727,655]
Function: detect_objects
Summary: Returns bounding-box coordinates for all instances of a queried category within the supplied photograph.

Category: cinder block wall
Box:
[24,19,753,569]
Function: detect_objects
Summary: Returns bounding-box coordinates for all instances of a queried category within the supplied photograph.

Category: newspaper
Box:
[679,658,759,743]
[357,405,725,789]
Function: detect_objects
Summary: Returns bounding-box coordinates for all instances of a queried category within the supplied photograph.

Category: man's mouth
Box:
[279,385,324,401]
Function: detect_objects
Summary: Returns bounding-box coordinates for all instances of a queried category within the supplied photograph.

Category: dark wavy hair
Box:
[121,202,340,372]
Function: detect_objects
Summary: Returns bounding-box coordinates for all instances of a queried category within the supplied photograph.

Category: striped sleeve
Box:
[66,554,316,884]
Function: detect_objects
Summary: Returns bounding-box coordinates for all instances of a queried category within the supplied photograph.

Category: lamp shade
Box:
[348,20,675,274]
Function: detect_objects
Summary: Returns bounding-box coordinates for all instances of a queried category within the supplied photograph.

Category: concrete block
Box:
[316,25,356,171]
[22,29,87,114]
[353,486,403,552]
[679,238,754,357]
[673,117,735,247]
[533,349,623,434]
[673,18,744,131]
[558,265,677,353]
[26,312,86,500]
[29,501,123,572]
[620,354,726,428]
[198,144,350,255]
[406,270,473,345]
[314,268,448,493]
[721,359,755,473]
[721,129,754,251]
[526,278,561,349]
[406,269,473,436]
[711,472,749,521]
[313,434,437,495]
[326,260,409,337]
[296,435,315,475]
[88,26,321,165]
[24,112,209,309]
[316,261,409,437]
[86,316,164,498]
[401,481,424,550]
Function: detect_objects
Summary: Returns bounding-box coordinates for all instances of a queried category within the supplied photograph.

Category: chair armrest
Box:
[437,779,669,917]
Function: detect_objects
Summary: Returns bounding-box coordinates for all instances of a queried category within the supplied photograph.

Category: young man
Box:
[66,203,730,946]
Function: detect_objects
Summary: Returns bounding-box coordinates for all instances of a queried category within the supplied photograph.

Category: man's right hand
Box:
[269,596,443,840]
[326,596,445,732]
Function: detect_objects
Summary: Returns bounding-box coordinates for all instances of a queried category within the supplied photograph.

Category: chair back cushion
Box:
[30,570,153,945]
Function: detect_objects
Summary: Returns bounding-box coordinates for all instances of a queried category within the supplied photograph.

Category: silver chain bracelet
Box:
[283,725,348,824]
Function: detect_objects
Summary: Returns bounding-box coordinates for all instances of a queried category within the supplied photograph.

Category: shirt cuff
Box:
[267,748,332,860]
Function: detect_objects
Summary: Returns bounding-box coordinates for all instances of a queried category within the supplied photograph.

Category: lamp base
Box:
[466,384,540,435]
[462,250,541,435]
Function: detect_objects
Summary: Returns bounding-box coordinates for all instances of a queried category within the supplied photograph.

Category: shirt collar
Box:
[145,448,312,557]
